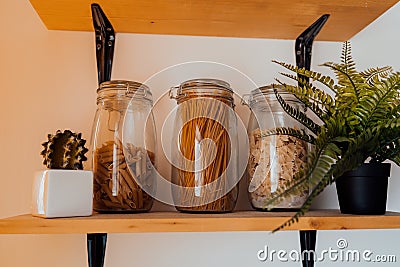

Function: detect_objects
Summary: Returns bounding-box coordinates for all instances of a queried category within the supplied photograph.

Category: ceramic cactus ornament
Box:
[41,130,88,170]
[33,130,93,218]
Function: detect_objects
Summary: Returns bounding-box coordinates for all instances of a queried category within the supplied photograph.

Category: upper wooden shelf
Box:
[29,0,398,41]
[1,210,400,234]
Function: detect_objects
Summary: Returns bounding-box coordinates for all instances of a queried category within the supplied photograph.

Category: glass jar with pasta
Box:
[243,85,309,211]
[169,79,239,213]
[91,80,156,213]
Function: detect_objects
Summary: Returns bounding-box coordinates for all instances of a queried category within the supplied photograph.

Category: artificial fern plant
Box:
[265,41,400,231]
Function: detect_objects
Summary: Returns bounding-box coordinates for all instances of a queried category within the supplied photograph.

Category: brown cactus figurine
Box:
[41,130,88,170]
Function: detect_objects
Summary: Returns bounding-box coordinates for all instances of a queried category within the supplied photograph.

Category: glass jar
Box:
[170,79,239,213]
[243,85,308,210]
[91,80,156,213]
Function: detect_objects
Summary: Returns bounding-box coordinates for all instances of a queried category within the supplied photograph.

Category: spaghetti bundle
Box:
[173,96,238,212]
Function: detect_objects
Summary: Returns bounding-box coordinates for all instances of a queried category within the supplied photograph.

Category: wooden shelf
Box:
[29,0,398,41]
[2,210,400,234]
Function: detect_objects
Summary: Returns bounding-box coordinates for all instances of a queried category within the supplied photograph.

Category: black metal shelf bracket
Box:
[295,14,330,85]
[87,233,108,267]
[91,3,115,85]
[295,13,329,267]
[88,3,115,266]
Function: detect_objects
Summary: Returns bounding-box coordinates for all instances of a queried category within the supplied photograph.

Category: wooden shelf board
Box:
[29,0,398,41]
[2,210,400,234]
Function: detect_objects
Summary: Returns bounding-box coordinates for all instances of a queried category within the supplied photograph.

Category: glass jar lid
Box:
[244,84,299,106]
[170,78,234,104]
[97,80,152,102]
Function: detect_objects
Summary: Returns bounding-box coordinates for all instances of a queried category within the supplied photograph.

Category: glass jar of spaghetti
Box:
[243,85,308,211]
[91,80,156,212]
[169,79,239,213]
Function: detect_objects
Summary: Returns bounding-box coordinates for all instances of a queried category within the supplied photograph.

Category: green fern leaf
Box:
[264,125,341,210]
[274,81,334,122]
[258,127,316,144]
[359,73,400,127]
[360,66,393,84]
[274,88,321,134]
[272,60,337,93]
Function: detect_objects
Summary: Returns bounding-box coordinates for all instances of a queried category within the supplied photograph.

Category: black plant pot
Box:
[335,163,391,215]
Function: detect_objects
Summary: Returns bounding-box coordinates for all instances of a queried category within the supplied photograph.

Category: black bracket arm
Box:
[88,3,116,267]
[91,3,115,85]
[294,14,328,267]
[295,14,329,85]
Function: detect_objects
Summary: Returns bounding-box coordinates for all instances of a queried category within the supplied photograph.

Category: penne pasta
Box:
[93,140,155,212]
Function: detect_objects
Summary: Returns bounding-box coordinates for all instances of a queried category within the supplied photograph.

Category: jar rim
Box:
[172,78,234,104]
[180,78,232,92]
[246,84,299,106]
[97,80,152,100]
[250,84,289,96]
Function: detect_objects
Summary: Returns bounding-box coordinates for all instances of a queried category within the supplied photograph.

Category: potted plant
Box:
[263,41,400,230]
[32,129,93,218]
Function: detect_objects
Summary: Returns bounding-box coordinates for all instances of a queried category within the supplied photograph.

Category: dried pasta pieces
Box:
[93,141,155,212]
[248,128,308,209]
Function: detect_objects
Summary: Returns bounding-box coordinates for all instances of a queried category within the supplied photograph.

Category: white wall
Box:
[0,0,399,266]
